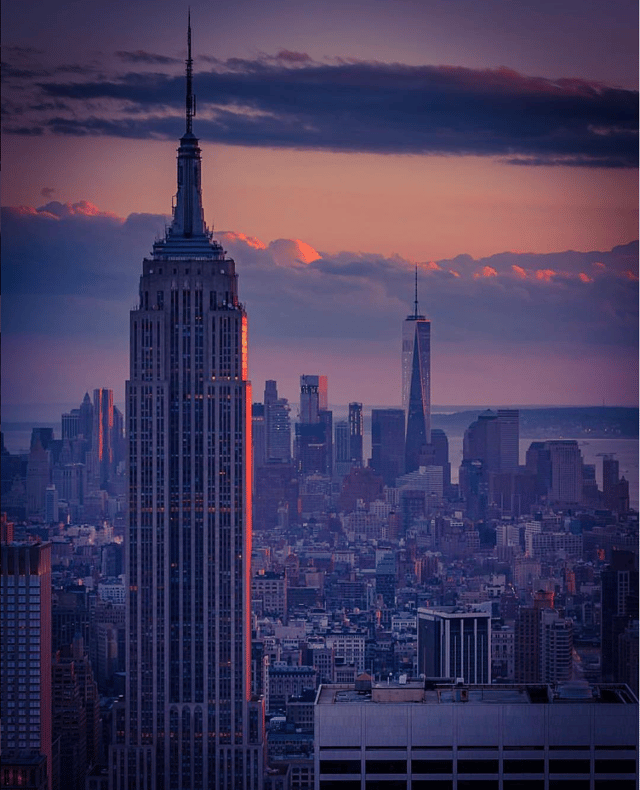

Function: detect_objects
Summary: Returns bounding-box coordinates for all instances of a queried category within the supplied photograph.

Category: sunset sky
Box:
[2,0,638,417]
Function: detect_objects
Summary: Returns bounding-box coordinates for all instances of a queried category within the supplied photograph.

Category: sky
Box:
[2,0,638,418]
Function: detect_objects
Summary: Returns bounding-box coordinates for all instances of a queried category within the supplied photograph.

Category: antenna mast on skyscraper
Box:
[186,9,196,134]
[413,263,419,319]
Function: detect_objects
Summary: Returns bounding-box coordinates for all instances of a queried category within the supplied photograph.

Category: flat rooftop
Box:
[316,682,637,706]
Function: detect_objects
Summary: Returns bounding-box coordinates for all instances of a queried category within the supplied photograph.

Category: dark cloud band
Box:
[4,55,637,167]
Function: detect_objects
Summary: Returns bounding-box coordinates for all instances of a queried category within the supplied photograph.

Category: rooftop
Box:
[317,681,638,706]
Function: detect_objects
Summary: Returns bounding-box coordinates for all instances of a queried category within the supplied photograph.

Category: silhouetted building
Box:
[370,409,405,487]
[430,428,451,491]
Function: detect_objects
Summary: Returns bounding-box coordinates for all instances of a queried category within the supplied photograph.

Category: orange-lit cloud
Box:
[578,272,593,283]
[221,230,267,250]
[624,270,639,281]
[593,261,606,270]
[474,265,498,279]
[424,261,442,271]
[512,265,527,279]
[535,269,556,281]
[449,270,460,278]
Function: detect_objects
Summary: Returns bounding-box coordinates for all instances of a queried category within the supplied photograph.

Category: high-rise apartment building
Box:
[1,542,53,790]
[111,23,263,789]
[402,271,431,473]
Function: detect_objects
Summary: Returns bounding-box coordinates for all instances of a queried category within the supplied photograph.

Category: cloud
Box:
[41,187,56,199]
[535,269,557,281]
[474,265,498,279]
[512,265,527,279]
[4,52,637,167]
[116,50,182,65]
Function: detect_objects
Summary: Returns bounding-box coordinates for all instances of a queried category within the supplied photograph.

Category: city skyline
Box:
[3,0,638,414]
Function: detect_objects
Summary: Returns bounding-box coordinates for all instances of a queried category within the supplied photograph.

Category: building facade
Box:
[315,680,639,790]
[111,24,263,790]
[1,542,53,790]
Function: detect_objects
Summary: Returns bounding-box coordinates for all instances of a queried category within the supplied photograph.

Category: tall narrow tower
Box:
[402,266,431,474]
[112,20,263,790]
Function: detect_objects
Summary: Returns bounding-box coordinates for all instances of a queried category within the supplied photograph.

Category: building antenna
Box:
[413,263,419,319]
[186,8,196,134]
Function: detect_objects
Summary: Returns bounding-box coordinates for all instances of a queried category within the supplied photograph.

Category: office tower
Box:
[370,408,405,486]
[462,409,520,474]
[497,408,519,470]
[252,402,267,473]
[318,408,333,474]
[112,22,263,789]
[602,454,630,512]
[417,606,492,684]
[514,591,573,683]
[430,428,451,489]
[403,269,431,473]
[546,440,583,504]
[264,380,291,462]
[348,402,364,466]
[92,388,114,490]
[334,421,351,477]
[79,392,94,445]
[26,438,50,519]
[316,679,639,788]
[62,409,81,441]
[1,542,53,790]
[299,374,327,424]
[44,484,59,523]
[601,550,639,682]
[375,552,397,608]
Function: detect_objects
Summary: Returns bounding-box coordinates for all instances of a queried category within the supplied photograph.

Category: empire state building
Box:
[111,22,264,790]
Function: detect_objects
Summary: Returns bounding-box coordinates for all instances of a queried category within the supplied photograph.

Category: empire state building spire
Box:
[165,13,208,242]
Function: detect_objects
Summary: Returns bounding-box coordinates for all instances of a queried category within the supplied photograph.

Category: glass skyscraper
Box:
[402,270,431,474]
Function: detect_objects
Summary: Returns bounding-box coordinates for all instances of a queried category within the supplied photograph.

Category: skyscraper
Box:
[370,408,405,486]
[112,21,263,789]
[348,402,364,467]
[402,268,431,473]
[263,380,291,462]
[1,541,53,790]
